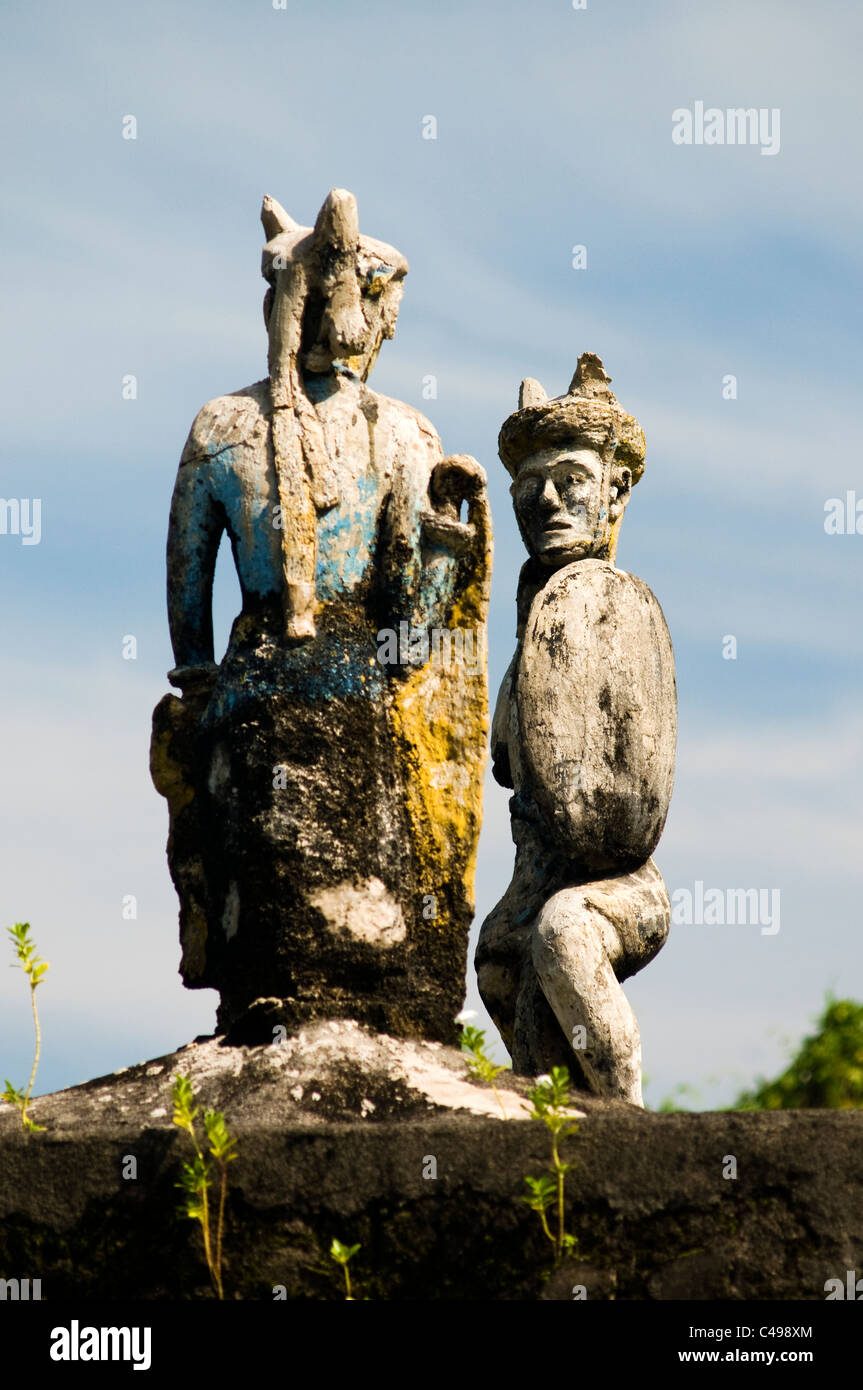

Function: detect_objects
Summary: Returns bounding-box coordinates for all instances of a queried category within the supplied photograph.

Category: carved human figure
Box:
[475,355,676,1104]
[151,189,491,1042]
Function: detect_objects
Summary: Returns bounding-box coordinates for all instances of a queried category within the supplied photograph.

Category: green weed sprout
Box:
[330,1238,361,1301]
[522,1173,558,1248]
[2,923,49,1133]
[522,1066,580,1266]
[459,1023,510,1119]
[172,1074,238,1299]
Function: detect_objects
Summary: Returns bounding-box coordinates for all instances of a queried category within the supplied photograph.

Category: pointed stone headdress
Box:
[498,353,646,484]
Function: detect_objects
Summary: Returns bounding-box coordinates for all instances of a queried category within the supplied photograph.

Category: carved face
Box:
[513,445,630,567]
[303,242,405,377]
[262,191,409,385]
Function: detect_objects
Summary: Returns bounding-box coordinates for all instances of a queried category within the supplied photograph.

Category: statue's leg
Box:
[530,860,671,1106]
[475,950,519,1054]
[476,861,545,1059]
[511,966,580,1079]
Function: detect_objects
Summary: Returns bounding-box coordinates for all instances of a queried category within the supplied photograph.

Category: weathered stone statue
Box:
[475,355,676,1105]
[150,189,491,1043]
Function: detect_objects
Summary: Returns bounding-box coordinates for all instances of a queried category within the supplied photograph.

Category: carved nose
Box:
[538,478,560,512]
[323,276,366,356]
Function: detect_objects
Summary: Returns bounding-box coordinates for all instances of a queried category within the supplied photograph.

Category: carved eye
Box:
[363,263,394,298]
[516,477,541,503]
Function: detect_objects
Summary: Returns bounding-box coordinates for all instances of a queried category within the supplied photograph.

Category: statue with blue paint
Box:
[151,189,491,1043]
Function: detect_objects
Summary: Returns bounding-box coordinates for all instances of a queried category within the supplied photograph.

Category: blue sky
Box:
[1,0,861,1108]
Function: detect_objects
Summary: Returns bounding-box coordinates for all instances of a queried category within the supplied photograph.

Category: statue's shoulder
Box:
[363,388,442,448]
[532,559,664,621]
[180,380,271,467]
[521,558,674,690]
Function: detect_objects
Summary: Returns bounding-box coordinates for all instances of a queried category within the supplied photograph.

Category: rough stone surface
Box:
[1,1025,860,1302]
[516,560,676,869]
[477,354,676,1103]
[150,189,491,1042]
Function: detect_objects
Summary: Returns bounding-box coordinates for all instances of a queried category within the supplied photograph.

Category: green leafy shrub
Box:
[735,997,863,1110]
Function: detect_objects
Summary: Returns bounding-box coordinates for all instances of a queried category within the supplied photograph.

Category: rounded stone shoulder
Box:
[180,379,272,466]
[538,557,664,613]
[364,389,442,446]
[516,558,677,870]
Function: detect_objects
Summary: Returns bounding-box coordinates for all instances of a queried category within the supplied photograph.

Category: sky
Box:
[1,0,861,1109]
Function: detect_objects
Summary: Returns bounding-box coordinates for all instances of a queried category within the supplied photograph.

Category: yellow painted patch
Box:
[150,728,195,815]
[391,620,488,928]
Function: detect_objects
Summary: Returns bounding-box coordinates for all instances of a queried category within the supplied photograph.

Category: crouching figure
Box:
[475,355,676,1105]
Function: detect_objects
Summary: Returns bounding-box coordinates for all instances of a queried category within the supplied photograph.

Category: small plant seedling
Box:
[459,1023,511,1119]
[172,1074,238,1299]
[522,1066,580,1266]
[330,1238,361,1301]
[2,923,49,1133]
[522,1173,558,1247]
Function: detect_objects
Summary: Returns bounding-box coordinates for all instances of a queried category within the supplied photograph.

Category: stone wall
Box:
[1,1023,860,1301]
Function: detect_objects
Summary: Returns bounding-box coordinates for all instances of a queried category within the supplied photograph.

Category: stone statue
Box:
[475,355,676,1105]
[150,189,491,1044]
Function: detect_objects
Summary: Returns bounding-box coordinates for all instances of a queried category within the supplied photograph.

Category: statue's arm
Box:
[422,452,492,624]
[166,453,225,679]
[377,410,491,635]
[491,653,517,788]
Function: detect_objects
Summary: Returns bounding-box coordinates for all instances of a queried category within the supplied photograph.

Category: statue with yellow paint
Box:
[150,189,491,1044]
